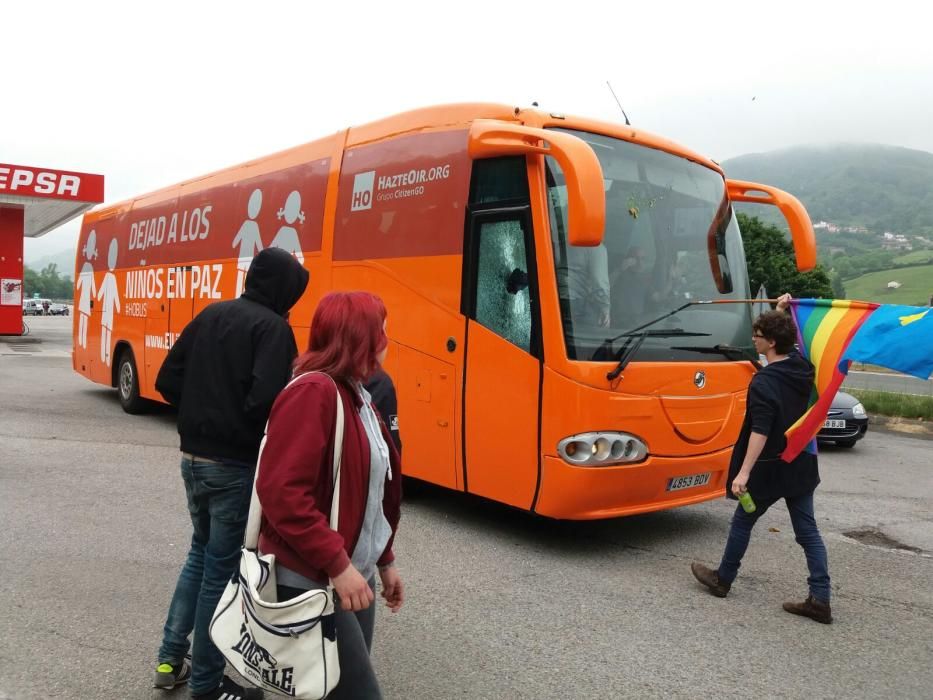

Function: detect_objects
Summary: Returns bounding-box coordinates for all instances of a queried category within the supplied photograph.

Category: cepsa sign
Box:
[0,163,105,202]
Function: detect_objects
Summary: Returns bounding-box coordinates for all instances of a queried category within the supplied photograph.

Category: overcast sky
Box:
[5,0,932,263]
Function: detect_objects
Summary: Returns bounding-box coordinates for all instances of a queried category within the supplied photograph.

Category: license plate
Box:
[667,472,711,491]
[823,419,846,429]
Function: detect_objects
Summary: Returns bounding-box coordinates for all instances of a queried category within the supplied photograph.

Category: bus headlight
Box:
[557,432,648,466]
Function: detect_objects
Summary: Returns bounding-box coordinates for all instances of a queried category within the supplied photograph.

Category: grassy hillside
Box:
[844,264,933,305]
[894,250,933,265]
[722,143,933,236]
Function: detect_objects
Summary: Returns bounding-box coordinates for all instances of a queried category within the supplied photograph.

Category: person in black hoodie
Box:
[691,295,833,624]
[364,368,402,454]
[152,248,309,700]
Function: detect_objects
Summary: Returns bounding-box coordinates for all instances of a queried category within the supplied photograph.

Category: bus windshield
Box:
[546,129,754,363]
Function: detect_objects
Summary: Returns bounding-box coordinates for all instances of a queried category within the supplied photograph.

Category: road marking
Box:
[851,370,932,381]
[1,350,72,358]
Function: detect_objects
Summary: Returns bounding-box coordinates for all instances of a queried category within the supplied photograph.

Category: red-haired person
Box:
[256,291,403,699]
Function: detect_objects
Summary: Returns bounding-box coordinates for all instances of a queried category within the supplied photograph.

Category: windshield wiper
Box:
[594,301,712,361]
[607,331,647,381]
[606,329,710,381]
[605,302,695,345]
[670,344,760,366]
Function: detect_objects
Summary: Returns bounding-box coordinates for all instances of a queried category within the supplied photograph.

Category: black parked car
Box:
[817,390,868,448]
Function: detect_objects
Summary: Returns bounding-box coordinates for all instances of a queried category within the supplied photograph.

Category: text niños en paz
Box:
[124,265,223,301]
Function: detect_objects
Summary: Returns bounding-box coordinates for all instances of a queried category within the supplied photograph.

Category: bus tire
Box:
[117,349,148,414]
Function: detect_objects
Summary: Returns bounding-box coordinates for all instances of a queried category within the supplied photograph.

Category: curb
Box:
[0,335,41,344]
[869,414,933,439]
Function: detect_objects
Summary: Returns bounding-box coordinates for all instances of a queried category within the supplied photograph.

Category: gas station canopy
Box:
[0,162,105,335]
[0,163,104,236]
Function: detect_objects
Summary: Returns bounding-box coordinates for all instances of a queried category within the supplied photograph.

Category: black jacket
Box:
[364,368,402,454]
[727,351,820,503]
[156,248,309,463]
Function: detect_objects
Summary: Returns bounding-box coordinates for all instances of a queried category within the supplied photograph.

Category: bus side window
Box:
[474,217,533,352]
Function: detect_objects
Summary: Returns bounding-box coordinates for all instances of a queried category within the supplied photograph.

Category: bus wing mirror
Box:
[469,120,605,246]
[727,179,817,271]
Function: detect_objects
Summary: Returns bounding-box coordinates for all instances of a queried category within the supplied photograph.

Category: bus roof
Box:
[83,102,722,224]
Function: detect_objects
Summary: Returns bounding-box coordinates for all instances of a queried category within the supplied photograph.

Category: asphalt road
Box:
[843,369,933,397]
[1,317,931,699]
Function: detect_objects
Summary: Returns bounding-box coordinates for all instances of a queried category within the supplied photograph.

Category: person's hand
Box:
[776,293,792,312]
[731,471,749,497]
[598,310,611,328]
[332,564,374,612]
[379,564,405,613]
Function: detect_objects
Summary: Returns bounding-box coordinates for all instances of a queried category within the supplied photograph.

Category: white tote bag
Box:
[210,374,343,699]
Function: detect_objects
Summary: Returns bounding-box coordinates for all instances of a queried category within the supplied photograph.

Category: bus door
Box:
[462,157,543,508]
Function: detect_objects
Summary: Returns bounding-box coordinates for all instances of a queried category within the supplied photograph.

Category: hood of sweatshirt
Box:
[241,248,309,316]
[758,350,815,400]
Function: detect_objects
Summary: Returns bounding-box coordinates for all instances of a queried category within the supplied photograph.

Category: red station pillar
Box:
[0,208,26,335]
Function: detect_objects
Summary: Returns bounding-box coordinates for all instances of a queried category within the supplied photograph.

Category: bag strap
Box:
[328,378,345,528]
[243,372,345,550]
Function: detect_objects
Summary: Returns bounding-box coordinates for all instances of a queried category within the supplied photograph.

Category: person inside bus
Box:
[691,293,833,624]
[610,245,650,324]
[558,241,611,328]
[256,291,404,700]
[643,253,688,313]
[152,247,309,700]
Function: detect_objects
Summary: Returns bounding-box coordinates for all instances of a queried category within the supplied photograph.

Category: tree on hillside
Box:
[22,266,40,298]
[738,214,833,300]
[830,272,846,299]
[22,264,73,300]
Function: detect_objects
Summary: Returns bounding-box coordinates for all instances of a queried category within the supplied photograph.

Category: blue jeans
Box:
[717,490,831,603]
[158,456,254,694]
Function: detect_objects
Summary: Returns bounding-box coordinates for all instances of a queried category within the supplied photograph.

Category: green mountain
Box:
[26,248,76,279]
[722,143,933,236]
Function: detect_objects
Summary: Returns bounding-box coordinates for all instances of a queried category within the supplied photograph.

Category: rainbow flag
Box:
[781,299,878,461]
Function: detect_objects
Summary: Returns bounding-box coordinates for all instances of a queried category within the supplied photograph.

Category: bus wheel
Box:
[117,350,147,414]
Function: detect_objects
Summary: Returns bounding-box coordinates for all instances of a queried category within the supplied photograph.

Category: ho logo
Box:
[351,170,375,212]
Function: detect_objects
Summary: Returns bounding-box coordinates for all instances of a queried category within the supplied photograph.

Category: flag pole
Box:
[691,299,781,304]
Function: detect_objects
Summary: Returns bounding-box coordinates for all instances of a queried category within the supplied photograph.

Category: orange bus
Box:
[73,103,816,519]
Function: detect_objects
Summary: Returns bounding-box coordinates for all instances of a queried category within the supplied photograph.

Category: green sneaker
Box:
[154,659,191,689]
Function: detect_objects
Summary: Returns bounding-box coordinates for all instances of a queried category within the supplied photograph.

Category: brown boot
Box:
[783,595,833,624]
[691,562,731,598]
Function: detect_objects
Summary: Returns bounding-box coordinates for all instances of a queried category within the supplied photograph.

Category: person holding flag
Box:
[691,294,833,624]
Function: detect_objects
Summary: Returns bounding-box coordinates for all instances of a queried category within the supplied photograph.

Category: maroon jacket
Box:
[256,372,402,583]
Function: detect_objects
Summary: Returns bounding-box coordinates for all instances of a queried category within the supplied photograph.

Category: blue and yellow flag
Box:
[782,300,933,462]
[842,305,933,380]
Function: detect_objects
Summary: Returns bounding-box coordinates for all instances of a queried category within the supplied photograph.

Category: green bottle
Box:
[738,491,756,514]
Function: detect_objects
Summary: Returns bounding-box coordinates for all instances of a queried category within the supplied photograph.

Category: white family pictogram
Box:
[75,229,98,349]
[270,190,306,264]
[231,189,264,297]
[97,239,121,366]
[231,188,306,293]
